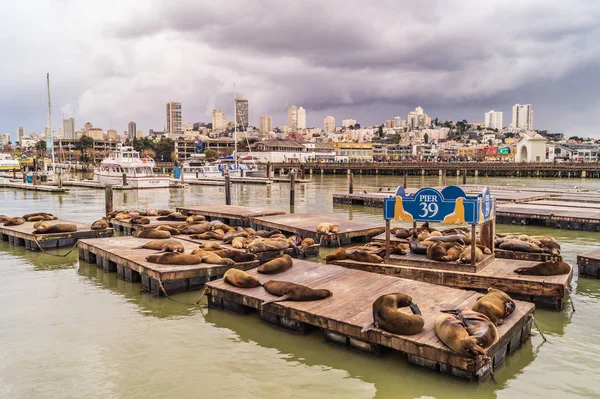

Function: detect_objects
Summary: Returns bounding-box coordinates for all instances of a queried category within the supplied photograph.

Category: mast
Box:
[233,83,237,166]
[47,73,56,167]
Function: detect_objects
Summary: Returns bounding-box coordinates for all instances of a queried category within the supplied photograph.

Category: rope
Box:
[156,276,207,307]
[483,356,497,383]
[32,235,79,257]
[567,284,576,313]
[531,315,548,342]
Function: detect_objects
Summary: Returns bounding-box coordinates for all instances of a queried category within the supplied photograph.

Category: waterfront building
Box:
[287,106,298,131]
[259,116,272,135]
[333,142,373,161]
[166,101,183,136]
[85,128,105,140]
[63,118,75,139]
[548,143,599,162]
[18,135,40,150]
[240,140,336,163]
[52,138,120,163]
[324,116,335,133]
[128,121,137,140]
[212,109,227,131]
[235,98,249,129]
[175,138,239,160]
[511,104,534,130]
[484,110,503,129]
[106,129,118,140]
[84,122,93,133]
[17,126,25,141]
[297,107,306,130]
[342,119,357,128]
[515,133,546,162]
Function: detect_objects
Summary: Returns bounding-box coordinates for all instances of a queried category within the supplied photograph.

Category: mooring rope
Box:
[483,356,497,383]
[567,284,576,313]
[156,276,206,307]
[531,315,548,342]
[32,235,80,257]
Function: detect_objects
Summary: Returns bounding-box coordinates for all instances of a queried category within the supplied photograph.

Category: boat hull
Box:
[95,173,171,188]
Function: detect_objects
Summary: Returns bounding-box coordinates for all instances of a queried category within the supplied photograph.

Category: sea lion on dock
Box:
[434,313,486,357]
[457,245,483,264]
[427,243,449,262]
[346,249,384,263]
[136,239,184,253]
[33,223,78,234]
[472,288,516,325]
[443,245,463,262]
[4,217,25,226]
[155,225,181,235]
[254,229,281,238]
[211,250,257,263]
[199,242,223,251]
[146,252,203,265]
[498,240,536,253]
[455,309,499,349]
[394,227,412,239]
[0,215,12,224]
[133,229,171,239]
[231,236,246,249]
[186,215,206,223]
[257,254,293,274]
[146,209,159,216]
[514,260,571,276]
[130,216,150,225]
[424,235,465,245]
[157,212,188,221]
[325,247,347,262]
[22,212,57,221]
[223,231,249,244]
[262,280,332,305]
[90,219,108,230]
[247,239,290,253]
[179,223,212,235]
[190,231,224,240]
[156,210,172,216]
[361,293,424,335]
[190,249,235,265]
[224,269,261,288]
[409,232,427,255]
[316,223,340,235]
[114,213,134,220]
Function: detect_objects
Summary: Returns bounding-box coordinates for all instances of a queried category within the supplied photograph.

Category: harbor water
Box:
[1,175,599,398]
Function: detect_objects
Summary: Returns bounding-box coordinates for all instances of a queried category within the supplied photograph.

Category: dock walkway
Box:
[0,181,68,192]
[205,260,534,381]
[577,249,600,278]
[176,205,286,227]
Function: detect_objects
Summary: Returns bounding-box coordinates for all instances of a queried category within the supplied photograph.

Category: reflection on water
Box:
[1,176,600,398]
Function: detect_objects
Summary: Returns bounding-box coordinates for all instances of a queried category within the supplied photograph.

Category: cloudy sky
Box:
[2,0,600,141]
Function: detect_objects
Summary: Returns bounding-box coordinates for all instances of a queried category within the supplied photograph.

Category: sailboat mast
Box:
[233,83,237,165]
[47,73,55,166]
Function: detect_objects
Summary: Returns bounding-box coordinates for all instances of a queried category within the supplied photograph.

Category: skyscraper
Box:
[297,107,306,129]
[62,118,75,139]
[287,106,298,131]
[259,116,272,134]
[17,126,25,141]
[324,116,335,133]
[128,121,137,140]
[212,109,227,131]
[484,111,503,129]
[166,101,182,136]
[235,98,249,130]
[511,104,533,130]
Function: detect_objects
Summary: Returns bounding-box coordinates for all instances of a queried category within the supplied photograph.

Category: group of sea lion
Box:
[496,233,561,255]
[141,238,259,266]
[435,288,515,357]
[324,242,396,263]
[0,212,80,234]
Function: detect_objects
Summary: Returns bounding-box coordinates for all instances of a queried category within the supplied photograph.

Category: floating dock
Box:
[77,236,259,295]
[0,181,68,192]
[0,220,113,251]
[109,216,184,235]
[495,203,600,230]
[184,176,273,185]
[250,213,385,246]
[176,205,286,227]
[577,250,600,278]
[205,260,534,381]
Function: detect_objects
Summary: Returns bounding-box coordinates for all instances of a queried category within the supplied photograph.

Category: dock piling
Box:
[290,171,296,206]
[105,185,113,215]
[403,172,407,188]
[463,170,467,185]
[441,169,447,186]
[225,173,231,205]
[122,172,127,186]
[349,172,354,194]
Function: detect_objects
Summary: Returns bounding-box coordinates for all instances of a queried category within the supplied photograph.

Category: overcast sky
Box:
[2,0,600,141]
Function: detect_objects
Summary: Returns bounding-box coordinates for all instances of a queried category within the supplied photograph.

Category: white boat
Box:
[0,153,20,172]
[182,154,225,179]
[94,144,170,188]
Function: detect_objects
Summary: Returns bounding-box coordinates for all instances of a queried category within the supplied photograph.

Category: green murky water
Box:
[1,175,599,399]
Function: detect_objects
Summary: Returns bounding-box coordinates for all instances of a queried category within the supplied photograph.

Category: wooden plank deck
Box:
[77,236,259,295]
[250,213,385,246]
[329,257,572,310]
[496,203,600,230]
[0,219,113,251]
[176,205,286,226]
[577,249,600,278]
[205,260,534,381]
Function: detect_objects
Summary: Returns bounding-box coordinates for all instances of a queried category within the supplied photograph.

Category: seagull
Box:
[387,187,392,191]
[363,190,368,194]
[574,185,579,189]
[378,187,382,192]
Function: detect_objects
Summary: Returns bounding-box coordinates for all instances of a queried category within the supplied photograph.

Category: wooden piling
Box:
[122,172,127,186]
[224,172,231,205]
[471,224,477,266]
[290,171,296,206]
[385,219,391,262]
[463,170,467,185]
[403,172,407,189]
[105,185,113,215]
[349,172,354,194]
[441,169,447,186]
[58,168,63,189]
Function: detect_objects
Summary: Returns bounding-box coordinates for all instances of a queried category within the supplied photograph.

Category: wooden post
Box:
[266,162,271,179]
[403,172,407,189]
[57,168,63,189]
[105,185,113,215]
[441,169,447,186]
[471,224,477,266]
[463,170,467,185]
[300,167,305,180]
[349,172,354,194]
[290,171,296,206]
[12,168,16,179]
[385,219,391,262]
[22,172,26,183]
[224,172,231,205]
[180,166,185,184]
[122,172,127,186]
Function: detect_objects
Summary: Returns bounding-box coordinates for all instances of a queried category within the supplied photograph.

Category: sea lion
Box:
[262,280,332,305]
[254,229,281,238]
[346,249,384,263]
[133,229,171,239]
[190,249,235,265]
[514,261,571,276]
[146,209,159,216]
[424,235,466,245]
[247,239,289,253]
[146,252,203,265]
[427,243,448,262]
[224,269,261,288]
[457,246,483,264]
[186,215,206,224]
[456,309,499,349]
[257,254,293,274]
[3,217,25,226]
[191,231,224,240]
[325,247,347,262]
[33,223,78,234]
[434,313,486,357]
[22,212,57,221]
[394,228,412,239]
[90,219,108,230]
[269,233,287,240]
[409,232,427,255]
[498,240,534,253]
[156,210,173,216]
[199,242,224,251]
[472,288,516,325]
[114,213,133,220]
[316,223,340,235]
[223,231,249,244]
[443,245,463,262]
[179,223,212,235]
[157,212,188,221]
[417,232,430,241]
[155,225,181,235]
[231,236,246,249]
[130,216,150,225]
[212,250,257,263]
[135,239,184,253]
[0,215,12,224]
[361,293,424,335]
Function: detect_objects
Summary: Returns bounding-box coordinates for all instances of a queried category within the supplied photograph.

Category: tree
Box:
[154,138,175,161]
[353,123,361,129]
[75,135,94,162]
[204,149,218,159]
[424,133,429,144]
[378,125,384,137]
[141,149,156,159]
[35,140,47,154]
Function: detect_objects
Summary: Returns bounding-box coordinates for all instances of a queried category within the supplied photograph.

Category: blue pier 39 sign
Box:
[383,186,495,225]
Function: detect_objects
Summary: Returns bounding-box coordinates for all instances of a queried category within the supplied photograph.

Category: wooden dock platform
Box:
[0,181,68,192]
[77,236,260,295]
[176,205,286,227]
[205,260,534,381]
[495,203,600,230]
[577,249,600,278]
[250,213,386,246]
[0,220,113,251]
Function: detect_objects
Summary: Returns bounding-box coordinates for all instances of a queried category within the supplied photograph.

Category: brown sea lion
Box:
[409,232,427,255]
[231,236,246,249]
[300,237,315,249]
[199,242,224,251]
[325,247,347,262]
[146,252,202,265]
[394,227,412,239]
[223,231,249,244]
[472,288,516,325]
[316,223,339,235]
[33,223,78,234]
[155,210,172,216]
[90,219,108,230]
[429,231,442,237]
[135,239,184,253]
[455,309,499,349]
[186,215,206,224]
[514,261,571,276]
[146,209,159,216]
[130,216,150,225]
[0,215,12,224]
[179,223,212,235]
[190,231,224,240]
[434,313,486,357]
[427,243,448,262]
[499,240,535,253]
[262,280,333,305]
[254,229,280,238]
[224,269,261,288]
[417,231,430,241]
[190,249,235,265]
[114,213,133,220]
[247,239,289,253]
[157,212,188,221]
[269,233,287,240]
[155,225,181,235]
[443,245,463,262]
[257,254,293,274]
[457,246,483,264]
[133,229,171,239]
[424,234,465,245]
[3,217,26,226]
[346,249,384,263]
[213,250,257,263]
[22,212,57,221]
[361,293,424,335]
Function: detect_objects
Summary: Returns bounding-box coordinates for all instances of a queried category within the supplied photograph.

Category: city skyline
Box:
[2,1,600,141]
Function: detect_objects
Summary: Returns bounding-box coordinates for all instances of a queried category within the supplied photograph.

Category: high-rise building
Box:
[484,110,503,130]
[128,121,137,140]
[287,106,298,131]
[235,98,249,130]
[324,116,335,133]
[62,118,75,139]
[166,101,182,136]
[17,126,25,141]
[106,129,118,140]
[297,107,306,129]
[212,109,227,131]
[259,116,272,134]
[511,104,533,130]
[407,106,430,129]
[342,119,357,128]
[136,130,143,139]
[392,117,406,128]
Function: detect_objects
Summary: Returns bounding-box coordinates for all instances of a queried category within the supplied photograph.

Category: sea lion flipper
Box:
[262,295,290,306]
[361,322,375,333]
[409,303,422,316]
[440,309,460,315]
